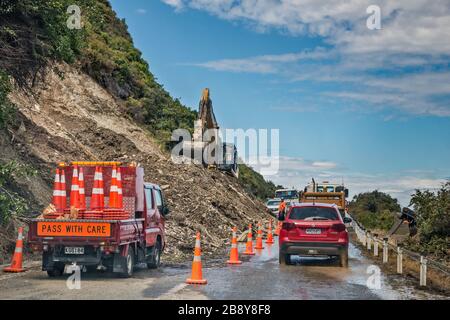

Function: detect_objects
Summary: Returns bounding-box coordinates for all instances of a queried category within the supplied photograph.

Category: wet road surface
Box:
[0,238,447,300]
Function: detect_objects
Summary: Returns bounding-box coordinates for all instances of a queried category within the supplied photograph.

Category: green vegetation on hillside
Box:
[406,182,450,258]
[238,164,277,200]
[0,0,276,200]
[349,190,401,231]
[0,161,36,225]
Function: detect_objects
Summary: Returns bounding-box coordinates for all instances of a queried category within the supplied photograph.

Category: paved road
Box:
[0,238,447,300]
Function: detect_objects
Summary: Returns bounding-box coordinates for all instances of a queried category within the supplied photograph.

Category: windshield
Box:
[275,190,298,199]
[288,207,339,221]
[267,200,281,206]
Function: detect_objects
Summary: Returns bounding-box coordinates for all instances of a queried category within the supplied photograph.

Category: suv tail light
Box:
[282,222,296,231]
[331,223,346,232]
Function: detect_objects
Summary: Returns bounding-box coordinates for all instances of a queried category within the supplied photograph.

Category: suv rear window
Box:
[289,207,339,221]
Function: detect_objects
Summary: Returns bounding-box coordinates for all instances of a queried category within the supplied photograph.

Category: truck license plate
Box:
[306,228,322,235]
[64,247,84,255]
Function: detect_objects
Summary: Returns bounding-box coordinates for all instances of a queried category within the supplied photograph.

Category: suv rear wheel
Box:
[339,248,349,267]
[279,253,292,265]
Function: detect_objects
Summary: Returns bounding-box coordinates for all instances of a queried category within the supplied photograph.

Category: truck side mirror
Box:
[162,206,170,216]
[344,189,349,198]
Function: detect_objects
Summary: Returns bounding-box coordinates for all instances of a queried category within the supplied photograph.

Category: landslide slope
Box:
[4,63,270,262]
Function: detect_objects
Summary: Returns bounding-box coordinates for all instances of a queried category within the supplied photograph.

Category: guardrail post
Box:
[382,238,388,263]
[420,256,427,286]
[373,236,379,256]
[396,247,403,274]
[367,232,371,250]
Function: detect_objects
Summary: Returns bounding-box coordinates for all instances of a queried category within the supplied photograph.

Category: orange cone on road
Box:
[255,222,265,249]
[274,221,282,236]
[243,224,255,255]
[3,227,26,273]
[266,220,274,244]
[227,226,242,264]
[186,232,207,285]
[78,167,86,210]
[69,165,80,209]
[90,166,105,210]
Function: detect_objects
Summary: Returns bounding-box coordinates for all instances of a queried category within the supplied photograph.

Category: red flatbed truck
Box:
[27,162,169,278]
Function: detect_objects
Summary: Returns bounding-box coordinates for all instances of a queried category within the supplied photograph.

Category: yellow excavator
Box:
[183,88,239,177]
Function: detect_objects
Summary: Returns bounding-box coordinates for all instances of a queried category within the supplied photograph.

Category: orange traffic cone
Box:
[255,222,265,249]
[70,165,80,209]
[3,227,26,273]
[243,224,255,255]
[266,220,274,244]
[108,166,119,208]
[186,232,207,285]
[227,226,242,264]
[274,221,282,236]
[51,169,64,212]
[90,166,104,210]
[116,167,123,209]
[78,167,86,210]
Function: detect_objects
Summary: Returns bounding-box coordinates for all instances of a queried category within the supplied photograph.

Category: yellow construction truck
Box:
[300,179,349,217]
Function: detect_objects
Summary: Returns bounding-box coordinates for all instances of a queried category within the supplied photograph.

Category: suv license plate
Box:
[65,247,84,255]
[306,228,322,235]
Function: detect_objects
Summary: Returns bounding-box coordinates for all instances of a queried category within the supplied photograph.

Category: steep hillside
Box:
[2,63,270,262]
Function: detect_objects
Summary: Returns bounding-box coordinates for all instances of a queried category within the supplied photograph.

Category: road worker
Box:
[278,198,286,220]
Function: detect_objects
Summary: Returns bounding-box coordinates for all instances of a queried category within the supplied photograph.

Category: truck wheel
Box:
[147,241,161,269]
[47,264,64,277]
[339,249,349,268]
[119,248,135,278]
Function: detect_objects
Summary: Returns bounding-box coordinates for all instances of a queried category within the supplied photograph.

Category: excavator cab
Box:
[181,88,239,177]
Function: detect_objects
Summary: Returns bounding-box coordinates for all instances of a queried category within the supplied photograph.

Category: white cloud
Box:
[165,0,450,117]
[136,8,147,14]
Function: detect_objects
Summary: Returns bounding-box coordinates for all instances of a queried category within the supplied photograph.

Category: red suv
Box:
[278,203,351,267]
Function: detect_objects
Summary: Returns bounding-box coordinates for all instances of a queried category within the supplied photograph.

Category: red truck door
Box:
[144,186,164,247]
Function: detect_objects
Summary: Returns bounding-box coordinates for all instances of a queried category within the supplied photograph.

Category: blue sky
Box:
[109,0,450,206]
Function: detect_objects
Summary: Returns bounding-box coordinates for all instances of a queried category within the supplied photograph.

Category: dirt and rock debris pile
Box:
[1,63,271,262]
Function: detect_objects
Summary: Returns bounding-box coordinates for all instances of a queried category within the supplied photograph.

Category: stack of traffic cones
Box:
[116,167,123,209]
[103,166,129,220]
[254,222,265,249]
[49,168,66,218]
[186,232,207,285]
[84,166,104,220]
[227,227,242,264]
[3,227,26,273]
[78,167,86,211]
[243,224,255,255]
[69,165,80,209]
[266,220,274,244]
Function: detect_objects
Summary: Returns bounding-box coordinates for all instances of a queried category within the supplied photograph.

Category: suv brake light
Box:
[282,222,296,231]
[331,223,346,232]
